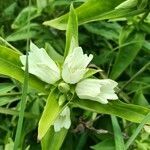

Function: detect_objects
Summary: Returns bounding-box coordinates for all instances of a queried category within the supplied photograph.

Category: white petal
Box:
[99,92,118,100]
[96,97,108,104]
[62,47,93,84]
[30,41,39,52]
[75,78,118,104]
[53,106,71,132]
[36,63,60,84]
[62,65,86,84]
[53,118,62,132]
[75,79,101,99]
[20,55,26,66]
[63,117,71,129]
[20,42,60,84]
[98,79,118,88]
[98,79,118,100]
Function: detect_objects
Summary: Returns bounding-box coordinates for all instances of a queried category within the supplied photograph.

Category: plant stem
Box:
[119,62,150,92]
[13,0,31,149]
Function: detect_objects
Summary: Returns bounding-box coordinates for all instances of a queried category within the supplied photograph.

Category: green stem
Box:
[0,92,22,97]
[125,112,150,149]
[0,107,37,119]
[119,62,150,92]
[13,0,31,149]
[0,36,21,54]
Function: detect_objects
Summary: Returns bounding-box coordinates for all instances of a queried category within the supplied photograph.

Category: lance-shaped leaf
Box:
[0,45,47,93]
[111,115,125,150]
[110,27,145,79]
[64,4,78,57]
[38,88,64,140]
[74,99,150,124]
[43,0,145,30]
[41,127,68,150]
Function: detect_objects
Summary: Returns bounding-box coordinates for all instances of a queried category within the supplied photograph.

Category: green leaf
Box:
[111,115,125,150]
[11,6,41,29]
[6,23,40,41]
[0,45,47,93]
[45,43,64,63]
[36,0,48,10]
[83,68,102,79]
[110,27,145,79]
[4,138,14,150]
[91,138,115,150]
[74,100,150,124]
[143,40,150,54]
[0,83,15,94]
[38,88,63,140]
[43,0,145,30]
[125,112,150,149]
[64,4,78,57]
[133,90,149,106]
[115,0,138,9]
[84,22,121,41]
[0,83,19,106]
[140,22,150,34]
[41,127,68,150]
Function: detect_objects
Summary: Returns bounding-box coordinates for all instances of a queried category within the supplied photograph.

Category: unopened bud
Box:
[58,82,70,93]
[58,95,66,106]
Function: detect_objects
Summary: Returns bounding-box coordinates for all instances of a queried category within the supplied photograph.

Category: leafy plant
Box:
[0,0,150,149]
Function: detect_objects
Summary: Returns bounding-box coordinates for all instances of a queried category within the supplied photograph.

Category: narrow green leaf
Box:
[38,88,62,140]
[0,83,15,94]
[12,6,41,29]
[133,90,149,106]
[91,138,115,150]
[143,40,150,53]
[43,0,145,30]
[0,45,21,66]
[64,4,78,57]
[41,127,68,150]
[111,115,125,150]
[115,0,138,9]
[125,112,150,149]
[75,132,88,150]
[36,0,48,10]
[0,107,37,118]
[14,2,31,148]
[74,99,150,124]
[0,36,21,53]
[110,27,145,79]
[45,43,64,63]
[83,68,102,79]
[43,0,124,30]
[6,23,40,41]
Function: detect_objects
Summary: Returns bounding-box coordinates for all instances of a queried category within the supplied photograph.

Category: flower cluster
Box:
[20,42,118,132]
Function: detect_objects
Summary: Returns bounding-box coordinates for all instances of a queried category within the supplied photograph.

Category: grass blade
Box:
[125,112,150,149]
[111,115,125,150]
[13,0,31,149]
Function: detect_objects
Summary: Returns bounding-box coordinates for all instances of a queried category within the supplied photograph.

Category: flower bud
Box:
[58,95,66,106]
[58,82,70,93]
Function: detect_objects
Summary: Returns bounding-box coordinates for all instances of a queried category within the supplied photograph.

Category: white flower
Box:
[75,79,118,104]
[54,106,71,132]
[20,42,60,84]
[62,47,93,84]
